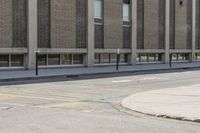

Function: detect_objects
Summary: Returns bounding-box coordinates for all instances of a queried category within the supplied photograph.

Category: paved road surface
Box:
[0,70,200,133]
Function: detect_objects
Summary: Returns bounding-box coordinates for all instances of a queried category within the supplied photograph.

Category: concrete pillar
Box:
[192,0,197,61]
[131,0,137,65]
[27,0,37,69]
[87,0,95,67]
[165,0,170,64]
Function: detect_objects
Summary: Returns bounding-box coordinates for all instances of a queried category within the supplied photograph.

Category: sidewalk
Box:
[121,85,200,122]
[1,62,200,82]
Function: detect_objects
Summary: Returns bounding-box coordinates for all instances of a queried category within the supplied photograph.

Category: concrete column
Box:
[165,0,170,63]
[87,0,95,67]
[192,0,197,61]
[131,0,137,65]
[27,0,37,69]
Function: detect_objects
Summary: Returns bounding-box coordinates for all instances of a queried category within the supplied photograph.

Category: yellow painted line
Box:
[0,94,17,100]
[36,101,86,109]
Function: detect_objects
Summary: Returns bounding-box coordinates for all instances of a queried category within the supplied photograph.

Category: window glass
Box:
[120,54,128,63]
[95,53,101,64]
[148,54,155,62]
[62,54,72,65]
[140,53,148,62]
[0,55,9,67]
[94,0,102,19]
[101,54,109,64]
[196,53,200,60]
[11,55,24,67]
[123,3,130,21]
[110,54,117,63]
[38,54,47,66]
[73,54,83,64]
[48,54,60,65]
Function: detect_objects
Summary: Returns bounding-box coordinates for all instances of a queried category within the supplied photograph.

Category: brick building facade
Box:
[0,0,199,69]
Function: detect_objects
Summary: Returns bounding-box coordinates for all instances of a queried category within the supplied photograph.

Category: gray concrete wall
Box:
[104,0,123,49]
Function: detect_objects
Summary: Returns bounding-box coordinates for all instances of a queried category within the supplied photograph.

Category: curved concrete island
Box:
[121,85,200,122]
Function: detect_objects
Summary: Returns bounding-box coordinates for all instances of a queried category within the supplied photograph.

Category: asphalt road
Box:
[0,69,200,133]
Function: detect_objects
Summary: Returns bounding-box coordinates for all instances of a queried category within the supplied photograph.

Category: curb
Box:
[0,66,199,82]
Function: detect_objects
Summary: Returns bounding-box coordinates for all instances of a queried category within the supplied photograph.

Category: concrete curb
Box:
[0,66,199,82]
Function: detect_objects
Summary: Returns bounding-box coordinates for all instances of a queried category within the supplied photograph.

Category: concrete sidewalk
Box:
[1,62,200,81]
[121,85,200,122]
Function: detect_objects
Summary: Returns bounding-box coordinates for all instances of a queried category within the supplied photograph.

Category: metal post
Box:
[36,51,38,76]
[116,49,120,71]
[169,49,172,68]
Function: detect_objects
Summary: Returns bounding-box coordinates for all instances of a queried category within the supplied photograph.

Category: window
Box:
[48,54,60,65]
[73,54,84,64]
[38,54,47,66]
[0,55,9,67]
[94,0,102,19]
[123,2,130,21]
[62,54,72,65]
[11,55,24,67]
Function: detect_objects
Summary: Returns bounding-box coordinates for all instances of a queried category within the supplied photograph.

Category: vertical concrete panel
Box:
[104,0,123,49]
[38,0,51,48]
[174,0,187,49]
[51,0,76,48]
[28,0,37,69]
[12,0,27,48]
[143,0,160,49]
[0,0,12,48]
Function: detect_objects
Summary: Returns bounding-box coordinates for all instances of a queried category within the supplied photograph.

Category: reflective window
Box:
[62,54,72,65]
[73,54,83,64]
[38,54,47,66]
[48,54,60,65]
[95,53,101,64]
[101,54,110,64]
[94,0,102,19]
[123,3,130,21]
[0,55,9,67]
[11,55,24,67]
[110,54,117,63]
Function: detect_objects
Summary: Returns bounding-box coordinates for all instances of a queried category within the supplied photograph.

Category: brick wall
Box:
[12,0,27,48]
[38,0,51,48]
[0,0,12,48]
[143,0,160,49]
[51,0,76,48]
[104,0,123,49]
[174,0,188,49]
